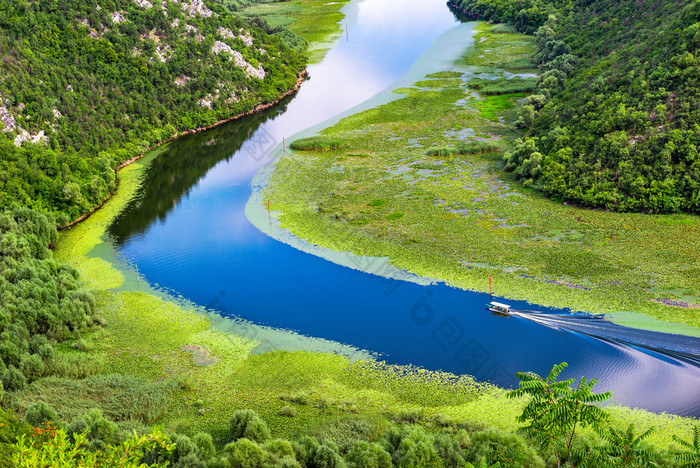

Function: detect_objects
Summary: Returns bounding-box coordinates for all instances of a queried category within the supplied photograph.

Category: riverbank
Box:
[59,70,307,232]
[262,22,700,335]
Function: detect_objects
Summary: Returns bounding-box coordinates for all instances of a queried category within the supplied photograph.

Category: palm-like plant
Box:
[673,425,700,468]
[579,424,658,467]
[506,362,612,468]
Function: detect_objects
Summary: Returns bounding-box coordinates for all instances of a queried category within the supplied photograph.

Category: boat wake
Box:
[509,310,700,367]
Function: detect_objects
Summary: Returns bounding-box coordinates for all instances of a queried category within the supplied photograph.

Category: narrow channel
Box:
[105,0,700,416]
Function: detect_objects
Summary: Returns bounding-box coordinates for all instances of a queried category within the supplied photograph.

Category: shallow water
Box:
[107,0,700,416]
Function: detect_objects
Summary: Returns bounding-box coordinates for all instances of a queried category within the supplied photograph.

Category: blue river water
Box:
[106,0,700,416]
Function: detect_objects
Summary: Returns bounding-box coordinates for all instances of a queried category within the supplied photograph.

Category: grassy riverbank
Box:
[263,22,700,333]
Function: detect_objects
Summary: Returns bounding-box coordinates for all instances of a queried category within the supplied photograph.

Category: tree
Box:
[24,401,57,427]
[506,362,612,468]
[229,409,270,443]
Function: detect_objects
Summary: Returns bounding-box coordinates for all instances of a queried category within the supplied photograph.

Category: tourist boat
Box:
[487,301,512,315]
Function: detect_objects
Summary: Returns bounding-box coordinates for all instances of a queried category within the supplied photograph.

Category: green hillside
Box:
[450,0,700,213]
[0,0,304,224]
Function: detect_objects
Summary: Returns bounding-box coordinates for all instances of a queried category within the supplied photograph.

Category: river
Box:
[104,0,700,416]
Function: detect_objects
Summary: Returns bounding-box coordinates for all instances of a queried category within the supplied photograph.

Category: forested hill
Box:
[0,0,304,224]
[450,0,700,213]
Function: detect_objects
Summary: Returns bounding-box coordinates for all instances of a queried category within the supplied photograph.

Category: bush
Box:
[229,410,270,443]
[280,405,296,417]
[193,432,215,461]
[426,141,503,157]
[25,401,58,427]
[344,441,392,468]
[225,438,265,468]
[2,366,26,392]
[468,429,544,468]
[20,354,45,381]
[398,441,441,467]
[173,434,198,462]
[312,444,346,468]
[468,77,537,95]
[263,438,297,465]
[174,452,206,468]
[293,435,320,466]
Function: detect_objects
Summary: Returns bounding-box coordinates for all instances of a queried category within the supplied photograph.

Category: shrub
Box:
[263,438,296,465]
[282,391,310,405]
[469,77,537,95]
[280,405,296,417]
[468,429,544,467]
[20,354,45,381]
[193,433,215,461]
[174,452,206,468]
[312,445,346,468]
[398,441,441,467]
[426,141,503,157]
[226,438,265,468]
[344,441,392,468]
[2,366,26,392]
[83,409,120,447]
[396,409,423,424]
[293,435,320,466]
[25,401,58,427]
[229,410,270,443]
[173,434,198,462]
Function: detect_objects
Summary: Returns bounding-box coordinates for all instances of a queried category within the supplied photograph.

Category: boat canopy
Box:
[490,302,511,311]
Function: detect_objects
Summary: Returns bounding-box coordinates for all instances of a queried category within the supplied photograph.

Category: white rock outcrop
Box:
[212,41,265,79]
[0,106,16,132]
[111,11,126,23]
[14,129,48,147]
[133,0,153,8]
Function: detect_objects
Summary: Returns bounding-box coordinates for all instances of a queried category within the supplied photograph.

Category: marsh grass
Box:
[472,93,525,122]
[290,136,347,151]
[468,77,537,95]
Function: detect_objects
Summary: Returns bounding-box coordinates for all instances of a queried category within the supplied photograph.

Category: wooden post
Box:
[489,274,492,303]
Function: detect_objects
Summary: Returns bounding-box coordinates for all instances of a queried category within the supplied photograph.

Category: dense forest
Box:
[0,0,305,224]
[450,0,700,213]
